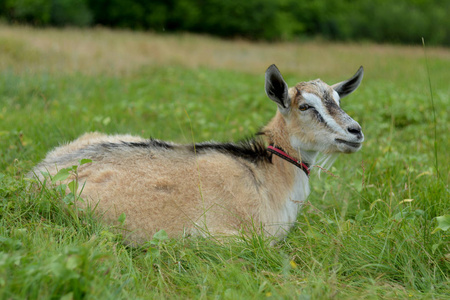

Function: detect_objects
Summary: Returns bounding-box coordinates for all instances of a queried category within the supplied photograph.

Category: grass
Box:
[0,25,449,299]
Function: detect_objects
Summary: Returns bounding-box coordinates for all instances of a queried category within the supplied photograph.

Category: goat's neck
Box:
[259,112,314,236]
[262,111,318,167]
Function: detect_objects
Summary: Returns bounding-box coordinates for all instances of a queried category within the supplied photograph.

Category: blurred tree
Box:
[51,0,92,26]
[4,0,91,26]
[4,0,52,25]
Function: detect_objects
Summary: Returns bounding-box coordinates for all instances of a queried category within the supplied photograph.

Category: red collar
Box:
[267,145,310,176]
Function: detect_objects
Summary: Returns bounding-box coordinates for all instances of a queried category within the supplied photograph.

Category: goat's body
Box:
[33,129,308,243]
[31,64,365,244]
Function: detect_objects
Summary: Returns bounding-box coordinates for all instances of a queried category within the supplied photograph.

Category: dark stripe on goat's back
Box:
[192,139,271,164]
[133,138,174,149]
[97,137,270,165]
[100,138,174,150]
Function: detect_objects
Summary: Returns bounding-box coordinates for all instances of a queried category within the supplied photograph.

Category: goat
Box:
[31,64,364,243]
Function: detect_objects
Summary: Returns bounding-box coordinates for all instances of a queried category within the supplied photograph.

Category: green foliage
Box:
[49,159,92,207]
[340,0,450,45]
[433,215,450,233]
[0,0,449,45]
[50,0,93,26]
[3,0,52,25]
[3,0,92,26]
[86,0,450,44]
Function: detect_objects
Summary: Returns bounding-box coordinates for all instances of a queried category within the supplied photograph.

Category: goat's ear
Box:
[265,64,290,111]
[332,66,364,98]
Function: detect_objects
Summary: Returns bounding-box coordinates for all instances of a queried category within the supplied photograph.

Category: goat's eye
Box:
[299,104,311,111]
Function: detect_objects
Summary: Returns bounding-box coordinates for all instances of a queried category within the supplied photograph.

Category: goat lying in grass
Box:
[31,64,364,243]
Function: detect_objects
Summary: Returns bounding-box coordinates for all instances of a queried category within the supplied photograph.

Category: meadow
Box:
[0,25,449,299]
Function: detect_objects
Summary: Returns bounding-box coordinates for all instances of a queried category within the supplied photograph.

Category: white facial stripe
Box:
[302,92,346,135]
[332,90,340,106]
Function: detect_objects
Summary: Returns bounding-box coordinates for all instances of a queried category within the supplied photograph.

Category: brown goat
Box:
[31,65,364,243]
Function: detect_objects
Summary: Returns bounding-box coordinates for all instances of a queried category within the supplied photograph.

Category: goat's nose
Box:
[347,125,362,137]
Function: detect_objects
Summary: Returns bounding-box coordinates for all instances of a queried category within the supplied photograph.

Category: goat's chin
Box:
[336,143,362,153]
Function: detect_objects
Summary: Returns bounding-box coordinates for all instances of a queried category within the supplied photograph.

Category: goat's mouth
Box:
[335,138,362,149]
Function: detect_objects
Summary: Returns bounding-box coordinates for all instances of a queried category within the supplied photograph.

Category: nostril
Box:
[347,126,362,136]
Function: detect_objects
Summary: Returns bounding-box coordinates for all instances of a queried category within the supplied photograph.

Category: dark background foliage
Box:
[1,0,449,45]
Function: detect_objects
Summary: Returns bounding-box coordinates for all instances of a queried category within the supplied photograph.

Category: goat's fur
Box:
[31,65,365,243]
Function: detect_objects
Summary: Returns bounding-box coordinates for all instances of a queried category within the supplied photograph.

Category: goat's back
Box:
[32,133,269,242]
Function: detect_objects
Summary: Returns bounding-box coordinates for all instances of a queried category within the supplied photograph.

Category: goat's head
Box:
[265,64,364,154]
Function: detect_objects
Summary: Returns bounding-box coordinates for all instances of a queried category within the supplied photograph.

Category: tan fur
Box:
[31,65,364,243]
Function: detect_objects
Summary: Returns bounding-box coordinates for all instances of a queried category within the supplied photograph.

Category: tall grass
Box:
[422,38,441,181]
[0,25,449,299]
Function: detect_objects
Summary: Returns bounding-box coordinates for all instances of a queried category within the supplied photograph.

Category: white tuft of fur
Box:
[314,153,339,178]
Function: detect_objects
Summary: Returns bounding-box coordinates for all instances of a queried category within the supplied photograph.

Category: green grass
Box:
[0,26,449,299]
